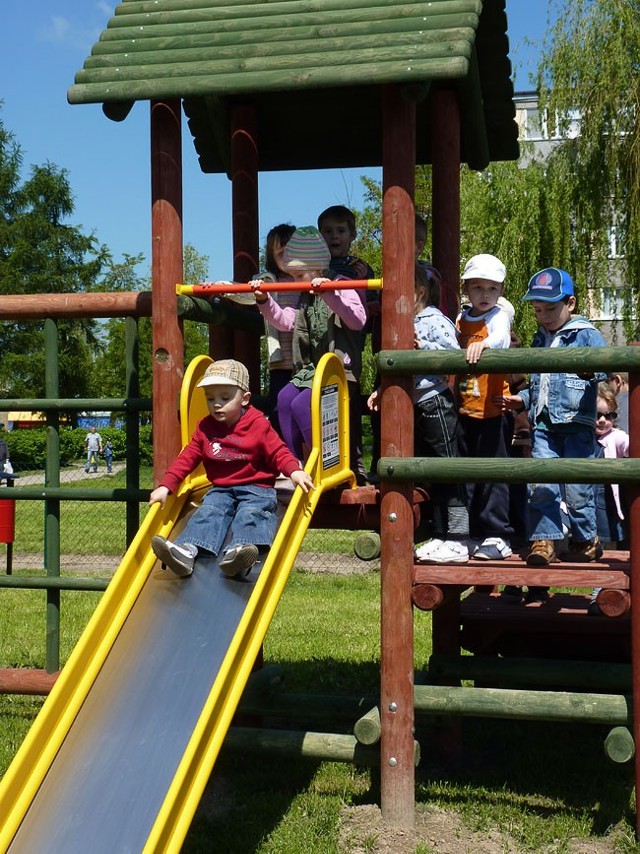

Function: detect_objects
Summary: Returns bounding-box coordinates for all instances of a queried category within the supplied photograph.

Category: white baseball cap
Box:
[461,254,506,284]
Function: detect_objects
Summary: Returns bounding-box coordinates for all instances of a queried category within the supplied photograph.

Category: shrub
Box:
[3,425,154,471]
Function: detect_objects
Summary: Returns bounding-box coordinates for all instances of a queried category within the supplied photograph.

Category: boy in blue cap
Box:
[503,268,607,594]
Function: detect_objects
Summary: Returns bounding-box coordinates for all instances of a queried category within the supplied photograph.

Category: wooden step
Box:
[413,550,630,590]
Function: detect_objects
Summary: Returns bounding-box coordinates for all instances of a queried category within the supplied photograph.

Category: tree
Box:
[95,244,211,414]
[0,115,111,404]
[538,0,640,338]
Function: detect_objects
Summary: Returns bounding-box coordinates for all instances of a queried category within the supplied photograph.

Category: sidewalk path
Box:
[8,462,127,487]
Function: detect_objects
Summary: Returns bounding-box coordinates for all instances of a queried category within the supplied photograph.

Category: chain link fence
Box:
[3,462,379,577]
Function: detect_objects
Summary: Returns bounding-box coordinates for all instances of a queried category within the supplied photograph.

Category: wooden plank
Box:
[106,0,483,28]
[68,57,470,104]
[413,564,630,589]
[90,18,480,55]
[85,28,476,68]
[75,40,473,85]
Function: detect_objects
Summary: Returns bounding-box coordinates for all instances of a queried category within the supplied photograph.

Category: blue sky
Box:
[0,1,551,281]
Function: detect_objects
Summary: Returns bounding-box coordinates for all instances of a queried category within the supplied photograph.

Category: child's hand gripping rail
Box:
[176,279,383,296]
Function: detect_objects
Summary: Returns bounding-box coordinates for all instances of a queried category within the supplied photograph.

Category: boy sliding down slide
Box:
[150,359,314,578]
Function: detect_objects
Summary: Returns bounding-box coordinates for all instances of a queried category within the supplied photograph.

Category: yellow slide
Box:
[0,353,354,853]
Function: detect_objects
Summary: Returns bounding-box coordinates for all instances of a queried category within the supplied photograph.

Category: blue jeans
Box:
[176,485,277,556]
[527,428,597,543]
[85,448,99,472]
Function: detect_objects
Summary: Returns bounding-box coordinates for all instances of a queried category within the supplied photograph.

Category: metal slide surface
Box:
[0,353,354,853]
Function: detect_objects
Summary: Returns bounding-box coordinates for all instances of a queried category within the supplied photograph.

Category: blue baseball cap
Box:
[522,267,574,302]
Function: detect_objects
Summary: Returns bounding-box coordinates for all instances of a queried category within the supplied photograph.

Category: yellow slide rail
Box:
[0,352,354,853]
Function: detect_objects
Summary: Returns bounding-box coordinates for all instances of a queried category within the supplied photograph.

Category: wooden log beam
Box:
[151,98,183,483]
[0,669,59,695]
[378,345,640,376]
[69,58,470,105]
[223,726,421,768]
[354,706,382,746]
[90,16,480,55]
[605,726,635,764]
[412,583,444,611]
[414,684,631,725]
[0,292,152,319]
[597,589,631,618]
[379,81,417,827]
[382,456,640,484]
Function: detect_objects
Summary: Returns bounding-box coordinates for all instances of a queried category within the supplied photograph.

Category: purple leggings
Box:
[277,383,312,460]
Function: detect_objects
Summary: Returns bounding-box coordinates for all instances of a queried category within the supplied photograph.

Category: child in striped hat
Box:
[252,226,367,466]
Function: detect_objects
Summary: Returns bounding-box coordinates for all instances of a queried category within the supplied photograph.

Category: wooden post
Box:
[379,83,416,827]
[151,99,183,482]
[629,367,640,838]
[229,104,261,393]
[430,89,461,321]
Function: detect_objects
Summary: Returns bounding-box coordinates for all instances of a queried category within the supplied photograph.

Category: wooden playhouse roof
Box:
[67,0,519,172]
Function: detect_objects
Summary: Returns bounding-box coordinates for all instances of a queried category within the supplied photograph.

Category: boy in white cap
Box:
[149,359,314,578]
[456,253,514,561]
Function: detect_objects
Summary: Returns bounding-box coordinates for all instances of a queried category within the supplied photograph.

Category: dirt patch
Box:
[338,804,620,854]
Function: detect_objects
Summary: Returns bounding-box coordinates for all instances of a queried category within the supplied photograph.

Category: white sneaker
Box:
[414,538,444,562]
[473,537,512,561]
[152,536,197,577]
[219,544,259,577]
[417,539,469,565]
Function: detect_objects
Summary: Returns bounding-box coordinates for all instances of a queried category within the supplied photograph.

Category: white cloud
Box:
[37,5,112,52]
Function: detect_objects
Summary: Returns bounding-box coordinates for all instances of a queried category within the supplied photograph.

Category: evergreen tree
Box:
[0,115,109,402]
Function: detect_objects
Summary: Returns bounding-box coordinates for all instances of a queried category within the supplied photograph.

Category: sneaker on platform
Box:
[560,536,603,563]
[414,538,444,562]
[418,539,469,565]
[473,536,512,561]
[526,540,557,567]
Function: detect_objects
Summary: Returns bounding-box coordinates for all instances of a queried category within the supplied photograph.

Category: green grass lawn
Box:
[0,570,638,852]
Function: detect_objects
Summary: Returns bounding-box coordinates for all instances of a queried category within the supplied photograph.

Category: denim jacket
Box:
[519,316,607,429]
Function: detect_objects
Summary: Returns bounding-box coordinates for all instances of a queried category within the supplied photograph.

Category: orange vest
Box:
[457,313,510,419]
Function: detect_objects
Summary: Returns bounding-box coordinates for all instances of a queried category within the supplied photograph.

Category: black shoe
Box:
[502,585,524,601]
[524,586,550,604]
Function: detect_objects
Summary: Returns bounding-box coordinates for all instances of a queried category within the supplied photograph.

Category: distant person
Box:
[150,360,314,578]
[84,426,102,473]
[0,431,9,471]
[104,438,114,473]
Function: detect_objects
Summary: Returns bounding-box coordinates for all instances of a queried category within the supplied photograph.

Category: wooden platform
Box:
[412,550,632,662]
[460,590,631,661]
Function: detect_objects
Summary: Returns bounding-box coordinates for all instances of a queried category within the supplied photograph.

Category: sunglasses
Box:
[596,411,617,420]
